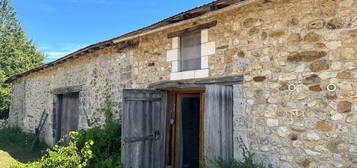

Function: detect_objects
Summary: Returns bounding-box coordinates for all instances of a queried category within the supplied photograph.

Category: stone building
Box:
[5,0,357,167]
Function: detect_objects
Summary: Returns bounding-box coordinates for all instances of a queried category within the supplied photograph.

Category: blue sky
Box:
[11,0,213,62]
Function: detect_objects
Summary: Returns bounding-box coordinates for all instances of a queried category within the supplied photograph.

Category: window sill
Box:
[170,69,209,80]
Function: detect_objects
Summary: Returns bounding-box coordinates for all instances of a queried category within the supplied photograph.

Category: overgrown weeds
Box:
[77,89,123,168]
[0,123,47,163]
[76,120,122,168]
[13,90,123,168]
[208,138,272,168]
[13,132,94,168]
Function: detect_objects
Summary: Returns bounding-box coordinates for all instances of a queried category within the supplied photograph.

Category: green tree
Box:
[0,0,44,118]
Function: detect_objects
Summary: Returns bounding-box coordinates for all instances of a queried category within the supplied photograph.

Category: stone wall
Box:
[8,46,133,145]
[8,0,357,167]
[9,78,26,128]
[222,1,357,167]
[131,0,356,167]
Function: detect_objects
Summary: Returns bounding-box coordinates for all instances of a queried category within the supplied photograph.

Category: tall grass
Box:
[0,122,47,163]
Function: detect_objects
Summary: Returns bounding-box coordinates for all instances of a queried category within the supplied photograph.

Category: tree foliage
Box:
[0,0,44,118]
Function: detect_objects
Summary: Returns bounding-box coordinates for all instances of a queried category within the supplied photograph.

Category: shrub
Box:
[76,120,122,168]
[14,122,122,168]
[76,89,123,168]
[14,90,123,168]
[14,132,94,168]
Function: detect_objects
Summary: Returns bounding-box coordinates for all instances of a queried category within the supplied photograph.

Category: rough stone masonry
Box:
[7,0,357,167]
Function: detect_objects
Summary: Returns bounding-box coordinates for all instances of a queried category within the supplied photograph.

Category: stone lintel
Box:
[51,85,82,94]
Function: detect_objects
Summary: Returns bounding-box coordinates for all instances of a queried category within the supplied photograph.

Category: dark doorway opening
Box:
[180,96,200,168]
[169,91,204,168]
[55,92,80,142]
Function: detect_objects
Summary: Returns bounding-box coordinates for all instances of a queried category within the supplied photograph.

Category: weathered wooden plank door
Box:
[56,92,80,141]
[122,89,165,168]
[204,85,233,164]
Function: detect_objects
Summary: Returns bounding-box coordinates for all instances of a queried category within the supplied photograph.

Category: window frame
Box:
[179,31,202,72]
[168,27,214,80]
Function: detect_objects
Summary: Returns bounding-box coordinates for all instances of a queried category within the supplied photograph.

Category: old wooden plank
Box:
[167,21,217,38]
[122,91,129,165]
[55,95,63,142]
[222,86,233,161]
[204,85,233,166]
[153,92,164,168]
[54,92,80,143]
[148,75,244,89]
[69,93,79,133]
[199,93,205,164]
[52,95,59,142]
[123,89,161,94]
[164,91,174,166]
[60,94,69,140]
[122,89,165,168]
[123,97,162,102]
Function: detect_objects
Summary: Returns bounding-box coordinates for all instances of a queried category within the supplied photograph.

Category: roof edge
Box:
[6,0,260,83]
[112,0,259,44]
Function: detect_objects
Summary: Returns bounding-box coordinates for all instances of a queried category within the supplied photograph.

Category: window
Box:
[180,32,201,71]
[168,27,214,80]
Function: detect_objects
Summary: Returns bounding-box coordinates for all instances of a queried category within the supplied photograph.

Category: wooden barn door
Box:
[122,89,165,168]
[205,85,233,165]
[56,92,80,142]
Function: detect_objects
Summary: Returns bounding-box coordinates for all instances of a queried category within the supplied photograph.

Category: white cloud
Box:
[44,51,71,62]
[45,51,71,59]
[40,43,88,63]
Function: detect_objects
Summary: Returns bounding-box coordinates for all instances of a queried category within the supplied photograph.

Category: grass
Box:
[0,150,19,168]
[0,125,48,167]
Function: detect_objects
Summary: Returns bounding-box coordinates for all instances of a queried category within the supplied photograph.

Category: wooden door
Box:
[204,85,233,165]
[122,89,165,168]
[56,92,80,141]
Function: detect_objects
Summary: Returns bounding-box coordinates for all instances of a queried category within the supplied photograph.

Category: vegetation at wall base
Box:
[76,120,123,168]
[208,138,273,168]
[13,91,123,168]
[0,123,47,164]
[209,158,271,168]
[78,89,123,168]
[13,132,94,168]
